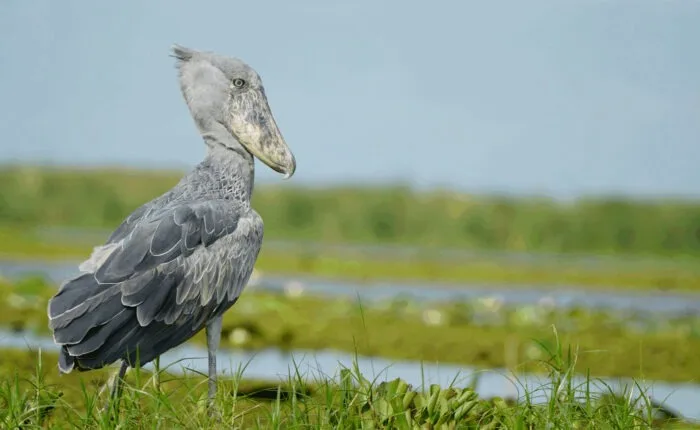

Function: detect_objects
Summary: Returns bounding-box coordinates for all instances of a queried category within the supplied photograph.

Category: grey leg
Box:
[205,315,223,405]
[153,356,161,393]
[102,360,128,412]
[111,360,129,399]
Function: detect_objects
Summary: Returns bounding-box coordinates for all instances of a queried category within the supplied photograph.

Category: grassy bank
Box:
[2,166,700,258]
[3,226,700,292]
[3,277,700,383]
[0,349,692,428]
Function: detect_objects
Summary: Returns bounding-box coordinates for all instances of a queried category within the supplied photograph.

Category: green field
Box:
[2,166,700,292]
[2,165,700,258]
[2,166,700,427]
[2,226,700,292]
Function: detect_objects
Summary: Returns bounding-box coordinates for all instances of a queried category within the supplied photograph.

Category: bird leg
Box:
[101,360,128,412]
[205,315,223,406]
[153,355,161,393]
[111,360,129,399]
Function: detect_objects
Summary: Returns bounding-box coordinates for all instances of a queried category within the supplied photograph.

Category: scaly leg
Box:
[101,360,128,412]
[205,315,223,406]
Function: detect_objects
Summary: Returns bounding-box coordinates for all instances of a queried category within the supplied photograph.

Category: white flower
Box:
[422,309,444,326]
[525,344,543,360]
[478,296,504,313]
[513,306,541,326]
[229,328,251,346]
[284,280,305,298]
[6,293,27,309]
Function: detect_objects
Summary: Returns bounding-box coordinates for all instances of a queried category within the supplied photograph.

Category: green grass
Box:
[255,251,700,292]
[2,165,700,258]
[0,340,694,429]
[4,165,700,292]
[3,225,700,292]
[4,277,700,383]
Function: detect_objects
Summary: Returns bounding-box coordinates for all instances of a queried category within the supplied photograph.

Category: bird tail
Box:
[48,272,128,373]
[47,269,214,373]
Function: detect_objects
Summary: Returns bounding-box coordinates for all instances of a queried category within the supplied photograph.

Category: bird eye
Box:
[232,78,246,88]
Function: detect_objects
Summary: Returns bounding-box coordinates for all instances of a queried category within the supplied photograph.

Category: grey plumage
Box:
[47,44,296,388]
[49,142,263,372]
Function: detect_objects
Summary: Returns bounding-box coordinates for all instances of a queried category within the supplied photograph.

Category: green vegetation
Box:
[3,166,699,427]
[4,277,700,383]
[0,346,692,428]
[2,165,700,258]
[3,228,700,291]
[3,165,700,291]
[255,251,700,292]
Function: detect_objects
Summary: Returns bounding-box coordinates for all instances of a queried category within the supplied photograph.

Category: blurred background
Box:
[1,0,699,421]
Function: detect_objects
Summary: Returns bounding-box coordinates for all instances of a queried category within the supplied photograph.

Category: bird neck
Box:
[201,125,255,202]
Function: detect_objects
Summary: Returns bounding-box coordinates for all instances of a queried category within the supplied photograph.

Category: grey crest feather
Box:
[171,44,196,63]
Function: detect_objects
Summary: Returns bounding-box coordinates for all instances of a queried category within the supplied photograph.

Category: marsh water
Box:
[3,257,700,420]
[1,328,698,420]
[3,259,700,316]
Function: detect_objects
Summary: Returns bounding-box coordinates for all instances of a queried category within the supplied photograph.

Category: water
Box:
[3,258,699,418]
[1,329,697,420]
[3,259,700,316]
[260,274,700,315]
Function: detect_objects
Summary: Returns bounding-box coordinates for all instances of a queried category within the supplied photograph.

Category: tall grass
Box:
[2,166,700,258]
[0,338,690,429]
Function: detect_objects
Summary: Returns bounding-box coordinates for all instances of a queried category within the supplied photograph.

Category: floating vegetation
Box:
[2,277,700,383]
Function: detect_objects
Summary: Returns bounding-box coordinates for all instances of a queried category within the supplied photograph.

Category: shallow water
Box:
[1,329,698,421]
[2,259,700,316]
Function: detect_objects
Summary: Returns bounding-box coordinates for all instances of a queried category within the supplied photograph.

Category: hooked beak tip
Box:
[282,163,296,180]
[282,154,296,180]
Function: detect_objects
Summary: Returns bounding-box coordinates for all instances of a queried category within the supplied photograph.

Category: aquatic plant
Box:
[2,277,700,383]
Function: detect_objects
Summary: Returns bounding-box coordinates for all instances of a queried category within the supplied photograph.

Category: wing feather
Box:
[48,198,263,372]
[95,201,239,284]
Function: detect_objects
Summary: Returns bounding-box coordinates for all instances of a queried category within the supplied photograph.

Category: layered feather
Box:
[47,197,263,373]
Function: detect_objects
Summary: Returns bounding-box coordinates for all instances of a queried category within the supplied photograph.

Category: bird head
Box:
[172,44,296,179]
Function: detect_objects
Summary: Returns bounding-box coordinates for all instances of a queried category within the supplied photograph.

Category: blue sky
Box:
[0,0,698,198]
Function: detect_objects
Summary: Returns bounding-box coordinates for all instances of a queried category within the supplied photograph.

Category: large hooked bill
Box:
[228,89,296,179]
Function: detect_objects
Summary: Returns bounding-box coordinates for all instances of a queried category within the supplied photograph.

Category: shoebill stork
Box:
[46,44,296,403]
